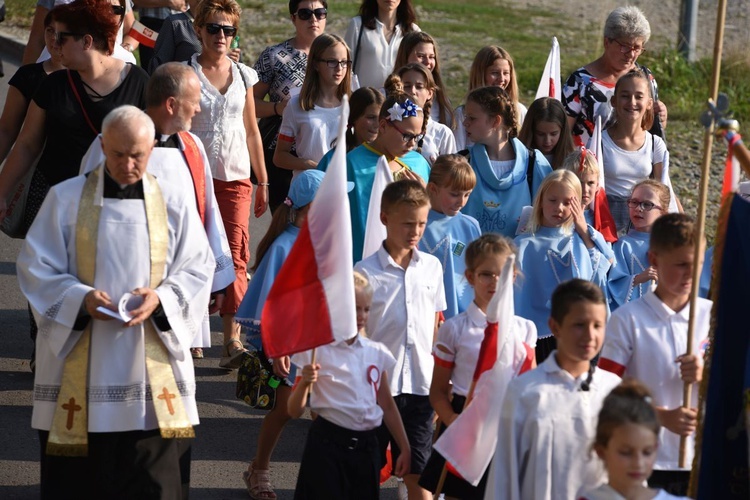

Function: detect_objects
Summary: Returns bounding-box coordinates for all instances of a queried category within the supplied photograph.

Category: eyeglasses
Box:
[295,8,327,21]
[476,272,500,284]
[626,199,662,211]
[319,59,352,69]
[205,23,237,37]
[386,120,424,144]
[55,31,85,45]
[610,38,645,55]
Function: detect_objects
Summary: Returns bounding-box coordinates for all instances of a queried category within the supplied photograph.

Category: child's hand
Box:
[676,354,703,384]
[300,363,320,386]
[399,168,426,186]
[633,266,658,285]
[570,197,588,236]
[393,447,411,478]
[272,355,291,378]
[659,406,697,436]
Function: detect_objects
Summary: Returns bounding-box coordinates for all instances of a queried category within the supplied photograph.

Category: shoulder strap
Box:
[177,131,207,226]
[353,20,365,74]
[526,147,536,194]
[233,61,249,90]
[67,70,99,135]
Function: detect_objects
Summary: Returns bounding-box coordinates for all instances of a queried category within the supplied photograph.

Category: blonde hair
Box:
[353,271,373,298]
[529,169,582,234]
[468,46,519,105]
[299,34,352,112]
[428,154,476,191]
[561,147,600,179]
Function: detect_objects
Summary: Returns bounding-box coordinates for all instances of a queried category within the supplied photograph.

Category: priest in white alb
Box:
[18,105,214,498]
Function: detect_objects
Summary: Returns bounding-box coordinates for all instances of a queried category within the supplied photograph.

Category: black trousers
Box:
[294,417,380,500]
[39,429,192,500]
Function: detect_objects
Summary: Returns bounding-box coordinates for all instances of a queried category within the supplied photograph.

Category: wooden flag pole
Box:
[432,380,477,499]
[679,0,729,469]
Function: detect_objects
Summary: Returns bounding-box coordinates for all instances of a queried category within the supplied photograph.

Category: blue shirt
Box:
[608,229,652,310]
[318,144,430,262]
[462,138,552,237]
[419,209,481,319]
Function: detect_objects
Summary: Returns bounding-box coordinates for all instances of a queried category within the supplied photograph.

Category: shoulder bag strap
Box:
[353,20,365,75]
[67,70,99,135]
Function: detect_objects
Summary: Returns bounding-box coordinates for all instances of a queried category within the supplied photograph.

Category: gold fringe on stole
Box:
[687,192,735,496]
[46,168,102,456]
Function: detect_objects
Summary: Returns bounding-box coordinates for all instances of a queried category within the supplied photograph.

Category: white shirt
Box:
[601,130,668,198]
[278,94,340,167]
[419,119,457,165]
[579,483,689,500]
[344,16,420,90]
[189,54,260,181]
[600,292,712,470]
[354,245,447,396]
[484,353,621,500]
[433,301,537,396]
[292,336,396,431]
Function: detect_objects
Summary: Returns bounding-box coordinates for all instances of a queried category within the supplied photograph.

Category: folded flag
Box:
[534,37,561,101]
[362,155,393,259]
[587,116,618,243]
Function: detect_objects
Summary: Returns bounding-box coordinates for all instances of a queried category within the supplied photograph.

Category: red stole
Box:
[177,132,206,226]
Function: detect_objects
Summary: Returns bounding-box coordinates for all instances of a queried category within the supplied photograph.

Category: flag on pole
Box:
[261,97,357,358]
[721,131,743,198]
[587,116,618,243]
[433,256,532,486]
[362,155,393,259]
[129,20,159,48]
[534,37,561,101]
[692,193,750,499]
[658,150,681,213]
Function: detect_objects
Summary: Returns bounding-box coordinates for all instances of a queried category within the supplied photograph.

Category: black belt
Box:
[312,417,377,451]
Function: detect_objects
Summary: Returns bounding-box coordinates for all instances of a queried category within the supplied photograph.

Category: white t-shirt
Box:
[278,94,341,167]
[345,16,420,90]
[600,130,668,198]
[189,55,259,181]
[292,336,396,431]
[354,245,447,396]
[419,119,457,165]
[600,292,712,470]
[433,301,537,396]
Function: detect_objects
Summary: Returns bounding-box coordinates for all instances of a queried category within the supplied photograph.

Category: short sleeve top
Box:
[252,39,307,103]
[9,63,48,102]
[189,55,259,181]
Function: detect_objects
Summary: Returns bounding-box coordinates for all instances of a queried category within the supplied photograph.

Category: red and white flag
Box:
[586,116,618,243]
[534,37,561,101]
[261,97,357,358]
[722,131,743,199]
[129,20,159,49]
[433,256,532,486]
[362,155,393,259]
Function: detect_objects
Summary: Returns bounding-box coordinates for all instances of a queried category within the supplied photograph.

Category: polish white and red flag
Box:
[433,256,533,486]
[362,155,393,259]
[129,20,159,48]
[534,37,561,101]
[261,97,357,357]
[586,116,618,243]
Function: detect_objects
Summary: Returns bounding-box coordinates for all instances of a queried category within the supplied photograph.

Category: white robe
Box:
[80,134,234,348]
[17,172,215,432]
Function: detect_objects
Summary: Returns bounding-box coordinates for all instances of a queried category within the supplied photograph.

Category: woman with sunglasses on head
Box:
[253,0,327,213]
[188,0,269,371]
[344,0,419,90]
[0,0,149,231]
[273,34,351,175]
[562,5,668,147]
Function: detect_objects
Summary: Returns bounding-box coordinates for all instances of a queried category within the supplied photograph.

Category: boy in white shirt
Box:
[485,279,621,500]
[599,213,710,495]
[355,179,446,500]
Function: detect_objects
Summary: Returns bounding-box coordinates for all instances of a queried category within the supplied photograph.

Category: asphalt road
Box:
[0,54,400,499]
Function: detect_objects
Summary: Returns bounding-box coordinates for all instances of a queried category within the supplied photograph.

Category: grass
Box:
[6,0,750,121]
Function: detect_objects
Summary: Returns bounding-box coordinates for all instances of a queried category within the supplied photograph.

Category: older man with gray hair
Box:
[19,105,214,498]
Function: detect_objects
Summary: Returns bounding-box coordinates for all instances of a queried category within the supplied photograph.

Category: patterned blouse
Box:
[253,39,307,103]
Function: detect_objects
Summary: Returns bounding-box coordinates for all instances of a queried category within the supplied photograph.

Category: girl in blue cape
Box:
[318,90,430,262]
[514,169,613,362]
[459,86,552,237]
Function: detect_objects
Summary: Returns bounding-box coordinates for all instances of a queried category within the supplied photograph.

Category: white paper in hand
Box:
[95,293,144,322]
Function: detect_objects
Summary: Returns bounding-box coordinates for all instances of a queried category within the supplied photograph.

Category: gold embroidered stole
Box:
[47,167,194,457]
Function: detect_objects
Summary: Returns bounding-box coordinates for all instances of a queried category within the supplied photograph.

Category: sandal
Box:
[242,461,277,500]
[190,348,204,359]
[219,339,246,369]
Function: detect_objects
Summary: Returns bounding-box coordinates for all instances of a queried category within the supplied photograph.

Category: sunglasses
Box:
[319,59,352,69]
[626,199,662,212]
[55,31,85,45]
[387,120,424,144]
[295,8,327,21]
[112,5,125,16]
[205,23,237,37]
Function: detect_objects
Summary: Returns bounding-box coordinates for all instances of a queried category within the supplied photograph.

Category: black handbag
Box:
[236,350,281,410]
